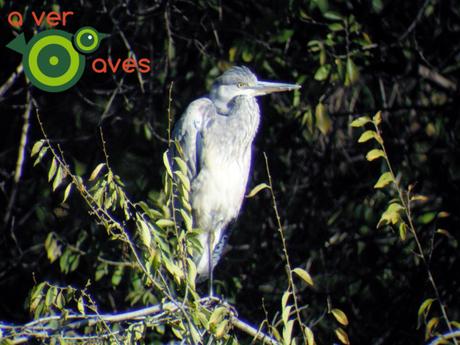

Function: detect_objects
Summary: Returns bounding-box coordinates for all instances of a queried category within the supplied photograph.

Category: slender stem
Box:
[373,121,456,340]
[263,153,305,341]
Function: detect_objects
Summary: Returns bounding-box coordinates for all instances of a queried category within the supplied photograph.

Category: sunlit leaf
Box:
[315,102,332,135]
[246,183,270,198]
[163,150,173,177]
[335,328,350,345]
[48,158,58,182]
[89,163,106,182]
[374,172,394,189]
[350,116,371,128]
[345,57,359,86]
[62,183,73,204]
[399,222,407,241]
[31,140,45,157]
[314,64,330,81]
[366,149,385,161]
[331,308,349,326]
[373,111,382,125]
[77,296,85,315]
[304,326,315,345]
[358,130,377,143]
[292,267,314,286]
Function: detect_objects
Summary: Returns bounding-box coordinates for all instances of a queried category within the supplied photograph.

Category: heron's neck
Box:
[209,94,231,115]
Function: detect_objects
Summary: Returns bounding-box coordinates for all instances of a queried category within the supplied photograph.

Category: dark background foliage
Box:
[1,0,459,343]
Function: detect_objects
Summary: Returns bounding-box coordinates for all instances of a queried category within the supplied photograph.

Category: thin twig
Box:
[263,153,306,342]
[3,91,31,226]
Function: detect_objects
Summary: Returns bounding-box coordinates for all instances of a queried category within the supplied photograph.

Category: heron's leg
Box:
[208,231,215,297]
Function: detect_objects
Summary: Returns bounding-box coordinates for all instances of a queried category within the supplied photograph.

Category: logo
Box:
[6,27,106,92]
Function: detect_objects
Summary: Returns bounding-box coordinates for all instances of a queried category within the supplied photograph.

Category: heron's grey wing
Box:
[172,98,216,179]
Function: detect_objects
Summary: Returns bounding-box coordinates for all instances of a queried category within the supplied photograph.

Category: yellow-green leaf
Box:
[358,130,378,143]
[345,57,359,86]
[163,150,173,178]
[209,306,227,328]
[246,183,270,198]
[335,328,350,344]
[89,163,106,182]
[138,220,152,247]
[315,102,332,135]
[304,326,315,345]
[77,296,85,315]
[48,158,58,182]
[374,172,394,189]
[62,183,73,204]
[350,116,371,128]
[331,308,349,326]
[373,111,382,125]
[52,166,64,191]
[31,140,45,157]
[399,222,407,241]
[292,267,314,286]
[418,298,435,320]
[366,149,385,161]
[156,219,176,228]
[425,317,439,340]
[215,319,230,339]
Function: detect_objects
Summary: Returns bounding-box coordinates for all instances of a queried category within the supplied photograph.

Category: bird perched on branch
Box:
[172,66,300,292]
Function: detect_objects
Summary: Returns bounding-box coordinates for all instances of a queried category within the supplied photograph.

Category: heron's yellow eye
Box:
[237,82,247,88]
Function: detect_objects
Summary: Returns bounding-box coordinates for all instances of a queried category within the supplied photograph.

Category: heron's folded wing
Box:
[172,98,216,179]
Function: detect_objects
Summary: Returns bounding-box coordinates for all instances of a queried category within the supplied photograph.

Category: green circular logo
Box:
[74,27,101,54]
[23,30,85,92]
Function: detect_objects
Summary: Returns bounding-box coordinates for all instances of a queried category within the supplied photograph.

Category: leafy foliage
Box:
[1,0,460,344]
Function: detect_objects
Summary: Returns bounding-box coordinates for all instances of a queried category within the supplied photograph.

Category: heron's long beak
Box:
[249,81,301,96]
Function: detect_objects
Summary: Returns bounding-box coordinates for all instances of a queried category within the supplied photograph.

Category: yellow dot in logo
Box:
[49,56,59,66]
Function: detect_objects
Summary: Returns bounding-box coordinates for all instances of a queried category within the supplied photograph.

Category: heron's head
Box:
[209,66,301,114]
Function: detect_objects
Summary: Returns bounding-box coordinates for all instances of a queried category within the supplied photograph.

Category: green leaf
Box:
[350,116,371,128]
[366,149,385,161]
[418,298,435,324]
[34,146,48,166]
[209,306,228,328]
[373,111,382,125]
[345,57,359,86]
[45,287,57,307]
[399,222,408,241]
[163,150,173,177]
[138,220,152,247]
[335,328,350,345]
[377,203,404,228]
[62,183,73,204]
[89,163,106,182]
[246,183,270,198]
[315,102,332,135]
[52,166,64,191]
[314,64,330,81]
[304,326,315,345]
[331,308,349,326]
[111,265,124,286]
[214,319,230,339]
[417,212,437,224]
[323,11,343,21]
[31,140,45,157]
[48,158,58,182]
[77,296,85,315]
[282,290,291,309]
[374,172,394,189]
[358,130,378,143]
[156,219,176,228]
[180,209,193,232]
[292,267,314,286]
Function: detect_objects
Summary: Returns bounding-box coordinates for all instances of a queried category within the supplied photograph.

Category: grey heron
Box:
[172,66,300,291]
